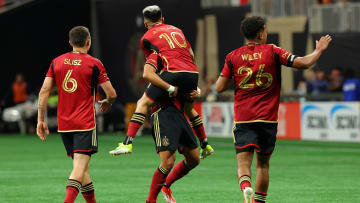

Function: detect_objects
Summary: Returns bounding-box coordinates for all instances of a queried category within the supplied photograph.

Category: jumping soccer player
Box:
[215,16,331,203]
[146,91,201,203]
[109,5,213,158]
[36,26,117,203]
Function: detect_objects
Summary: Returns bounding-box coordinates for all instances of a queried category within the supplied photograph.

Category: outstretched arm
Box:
[37,77,54,141]
[292,35,332,69]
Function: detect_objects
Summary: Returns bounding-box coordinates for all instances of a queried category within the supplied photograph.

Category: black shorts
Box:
[61,130,98,157]
[145,71,198,102]
[233,122,277,154]
[151,105,198,153]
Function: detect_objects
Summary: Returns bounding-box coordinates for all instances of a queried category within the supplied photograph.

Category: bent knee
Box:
[162,159,175,171]
[186,157,200,169]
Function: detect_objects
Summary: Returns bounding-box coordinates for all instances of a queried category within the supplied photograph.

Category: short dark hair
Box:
[69,26,90,48]
[240,16,266,40]
[142,5,162,23]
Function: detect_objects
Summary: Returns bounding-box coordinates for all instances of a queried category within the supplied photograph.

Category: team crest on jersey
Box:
[162,137,170,146]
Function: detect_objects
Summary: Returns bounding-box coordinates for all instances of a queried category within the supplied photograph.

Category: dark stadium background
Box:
[2,0,360,104]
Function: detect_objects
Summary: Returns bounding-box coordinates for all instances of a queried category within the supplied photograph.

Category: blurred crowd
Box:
[297,67,360,101]
[317,0,360,4]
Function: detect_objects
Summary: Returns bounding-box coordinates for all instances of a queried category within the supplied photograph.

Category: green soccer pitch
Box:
[1,133,360,203]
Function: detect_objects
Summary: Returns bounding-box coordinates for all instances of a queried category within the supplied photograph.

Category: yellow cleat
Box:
[109,143,133,156]
[200,144,214,159]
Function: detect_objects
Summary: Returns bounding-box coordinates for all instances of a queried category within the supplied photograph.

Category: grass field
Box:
[1,133,360,203]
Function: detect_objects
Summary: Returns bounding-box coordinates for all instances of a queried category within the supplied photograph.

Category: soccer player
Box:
[215,16,331,203]
[36,26,117,203]
[109,5,213,158]
[145,92,201,203]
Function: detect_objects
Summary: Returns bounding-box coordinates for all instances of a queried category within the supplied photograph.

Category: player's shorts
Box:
[61,130,98,157]
[150,105,198,153]
[145,71,198,102]
[233,122,277,154]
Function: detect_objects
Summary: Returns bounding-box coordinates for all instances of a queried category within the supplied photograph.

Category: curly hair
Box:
[240,16,266,40]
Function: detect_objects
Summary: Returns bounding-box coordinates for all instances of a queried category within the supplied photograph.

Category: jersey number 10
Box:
[159,32,187,49]
[62,69,78,93]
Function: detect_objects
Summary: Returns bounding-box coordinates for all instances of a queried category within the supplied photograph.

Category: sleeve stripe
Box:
[146,62,158,70]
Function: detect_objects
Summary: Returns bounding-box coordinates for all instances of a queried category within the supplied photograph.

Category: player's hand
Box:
[315,34,332,52]
[169,86,178,97]
[188,87,201,100]
[37,121,49,142]
[98,99,112,112]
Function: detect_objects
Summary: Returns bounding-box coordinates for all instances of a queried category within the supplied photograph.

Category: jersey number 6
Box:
[237,64,273,89]
[62,69,78,93]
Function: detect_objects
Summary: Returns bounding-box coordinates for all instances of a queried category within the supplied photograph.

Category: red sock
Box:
[82,191,96,203]
[165,160,191,187]
[126,113,146,138]
[64,179,81,203]
[190,116,207,141]
[64,187,79,203]
[254,192,267,203]
[147,166,169,202]
[238,175,251,192]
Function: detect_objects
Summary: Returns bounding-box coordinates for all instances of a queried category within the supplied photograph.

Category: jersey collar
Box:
[246,42,260,47]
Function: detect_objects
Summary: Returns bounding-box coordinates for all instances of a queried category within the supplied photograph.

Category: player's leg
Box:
[233,123,261,203]
[164,112,200,188]
[146,150,176,203]
[236,151,254,195]
[81,163,96,203]
[165,146,200,187]
[184,102,214,159]
[254,152,271,203]
[125,72,175,142]
[253,123,277,203]
[65,153,90,203]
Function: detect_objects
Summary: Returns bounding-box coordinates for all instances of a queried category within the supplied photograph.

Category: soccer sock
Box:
[81,182,96,203]
[190,115,207,143]
[254,192,267,203]
[165,160,191,187]
[64,179,81,203]
[125,112,146,140]
[147,166,170,203]
[238,175,252,192]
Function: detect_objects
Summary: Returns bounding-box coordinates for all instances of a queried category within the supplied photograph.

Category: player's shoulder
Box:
[227,46,248,57]
[52,52,70,63]
[85,55,105,67]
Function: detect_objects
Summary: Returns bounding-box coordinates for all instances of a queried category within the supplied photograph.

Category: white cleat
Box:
[243,187,254,203]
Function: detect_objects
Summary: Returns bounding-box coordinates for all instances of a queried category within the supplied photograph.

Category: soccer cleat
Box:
[199,144,214,159]
[109,143,132,156]
[243,187,254,203]
[161,186,176,203]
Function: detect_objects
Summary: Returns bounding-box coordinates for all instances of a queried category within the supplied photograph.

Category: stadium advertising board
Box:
[278,102,301,140]
[301,102,360,142]
[202,102,233,137]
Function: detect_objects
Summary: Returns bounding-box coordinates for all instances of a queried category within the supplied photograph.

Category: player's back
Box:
[48,51,106,132]
[141,24,198,73]
[222,43,295,122]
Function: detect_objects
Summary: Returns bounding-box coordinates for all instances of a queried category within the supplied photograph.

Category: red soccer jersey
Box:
[140,23,198,73]
[221,43,297,123]
[46,51,109,132]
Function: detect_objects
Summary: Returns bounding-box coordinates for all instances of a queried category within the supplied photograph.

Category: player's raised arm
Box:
[292,35,332,69]
[37,77,54,141]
